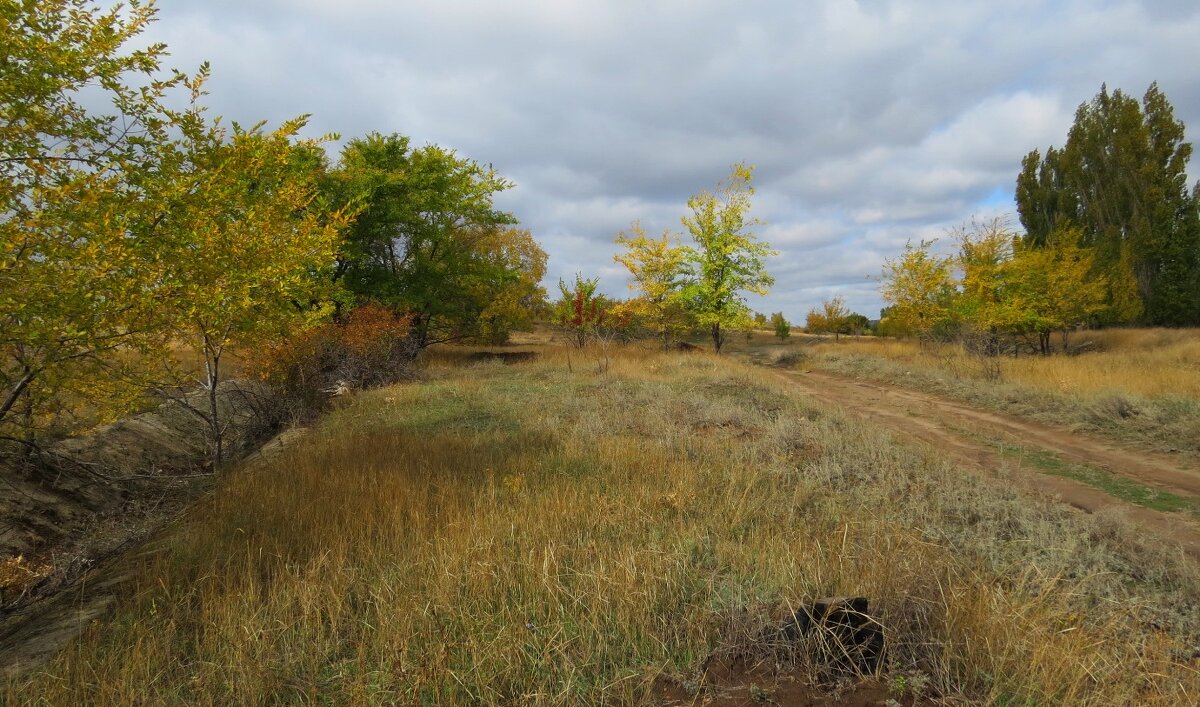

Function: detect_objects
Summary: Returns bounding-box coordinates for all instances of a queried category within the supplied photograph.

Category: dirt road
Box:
[777,368,1200,555]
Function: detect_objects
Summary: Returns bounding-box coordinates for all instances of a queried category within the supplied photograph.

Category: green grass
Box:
[990,440,1200,517]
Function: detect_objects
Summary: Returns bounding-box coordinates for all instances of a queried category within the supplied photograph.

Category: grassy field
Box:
[6,346,1200,705]
[739,328,1200,458]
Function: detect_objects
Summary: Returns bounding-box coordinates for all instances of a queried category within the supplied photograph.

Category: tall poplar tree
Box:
[1015,83,1199,325]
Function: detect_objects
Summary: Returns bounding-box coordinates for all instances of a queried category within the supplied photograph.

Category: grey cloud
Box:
[143,0,1200,322]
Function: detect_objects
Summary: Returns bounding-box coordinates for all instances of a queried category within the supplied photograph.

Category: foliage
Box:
[613,223,693,348]
[146,105,348,467]
[1016,83,1200,325]
[680,164,777,353]
[952,219,1109,356]
[552,274,611,348]
[249,304,416,420]
[324,133,540,349]
[770,312,790,340]
[1007,226,1109,352]
[880,241,958,340]
[805,298,862,340]
[845,313,871,335]
[0,1,356,466]
[0,0,185,444]
[954,219,1021,352]
[469,227,548,344]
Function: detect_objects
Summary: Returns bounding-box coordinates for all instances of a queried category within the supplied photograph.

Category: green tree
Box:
[680,164,776,353]
[770,312,790,340]
[325,133,524,349]
[613,223,692,349]
[845,313,870,335]
[1015,83,1199,325]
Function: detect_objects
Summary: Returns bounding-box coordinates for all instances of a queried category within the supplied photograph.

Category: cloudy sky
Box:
[142,0,1200,321]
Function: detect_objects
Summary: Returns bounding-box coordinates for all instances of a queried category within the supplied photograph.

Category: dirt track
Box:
[777,368,1200,556]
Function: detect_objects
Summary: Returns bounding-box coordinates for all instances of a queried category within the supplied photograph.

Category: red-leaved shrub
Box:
[250,304,417,419]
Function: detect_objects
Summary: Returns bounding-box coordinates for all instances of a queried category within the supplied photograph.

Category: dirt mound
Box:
[1,381,274,558]
[0,380,284,677]
[654,597,924,706]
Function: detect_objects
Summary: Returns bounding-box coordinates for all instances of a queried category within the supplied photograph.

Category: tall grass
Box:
[811,329,1200,399]
[6,348,1199,705]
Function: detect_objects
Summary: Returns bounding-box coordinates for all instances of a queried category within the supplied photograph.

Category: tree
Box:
[324,133,526,349]
[146,110,347,469]
[770,312,790,340]
[823,297,853,341]
[954,219,1023,354]
[845,313,871,335]
[680,164,777,353]
[1008,226,1108,353]
[1,0,191,446]
[471,227,548,344]
[804,297,853,340]
[553,275,610,348]
[1015,83,1200,325]
[880,240,958,341]
[804,308,827,335]
[613,223,692,349]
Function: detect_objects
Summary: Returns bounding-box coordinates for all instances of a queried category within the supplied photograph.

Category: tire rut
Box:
[775,368,1200,557]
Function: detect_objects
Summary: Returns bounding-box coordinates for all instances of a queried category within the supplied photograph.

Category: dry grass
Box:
[808,329,1200,399]
[758,329,1200,457]
[6,346,1200,705]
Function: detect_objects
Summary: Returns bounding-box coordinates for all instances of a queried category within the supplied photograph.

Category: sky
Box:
[140,0,1200,321]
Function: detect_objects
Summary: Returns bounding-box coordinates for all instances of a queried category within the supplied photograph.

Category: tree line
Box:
[881,82,1200,351]
[1,1,545,463]
[7,2,1197,466]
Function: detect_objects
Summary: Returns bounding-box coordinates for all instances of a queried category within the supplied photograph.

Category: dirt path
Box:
[776,368,1200,556]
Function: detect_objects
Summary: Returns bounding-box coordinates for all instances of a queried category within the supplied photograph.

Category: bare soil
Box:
[776,367,1200,556]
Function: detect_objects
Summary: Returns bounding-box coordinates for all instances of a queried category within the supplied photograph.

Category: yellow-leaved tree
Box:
[955,219,1024,354]
[880,240,957,341]
[1,0,186,446]
[146,96,349,468]
[472,227,548,344]
[613,222,692,349]
[1009,226,1109,353]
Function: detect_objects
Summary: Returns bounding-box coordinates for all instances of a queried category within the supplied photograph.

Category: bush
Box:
[250,304,417,420]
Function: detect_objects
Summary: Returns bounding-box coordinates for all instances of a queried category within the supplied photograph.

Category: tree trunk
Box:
[202,335,223,470]
[711,323,723,354]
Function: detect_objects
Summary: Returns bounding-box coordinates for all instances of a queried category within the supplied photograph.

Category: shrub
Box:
[249,304,417,420]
